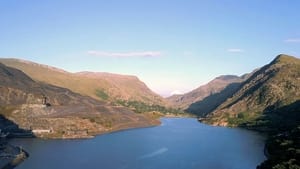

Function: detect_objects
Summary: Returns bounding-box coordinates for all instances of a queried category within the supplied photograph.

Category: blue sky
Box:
[1,0,300,97]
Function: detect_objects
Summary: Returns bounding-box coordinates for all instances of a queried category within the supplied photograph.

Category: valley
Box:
[2,1,300,168]
[0,54,299,169]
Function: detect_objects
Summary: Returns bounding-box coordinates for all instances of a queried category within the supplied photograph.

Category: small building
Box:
[32,129,51,134]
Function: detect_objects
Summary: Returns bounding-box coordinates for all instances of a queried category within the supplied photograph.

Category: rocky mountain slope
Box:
[167,75,245,109]
[202,54,300,127]
[0,63,159,139]
[0,58,165,106]
[191,54,300,168]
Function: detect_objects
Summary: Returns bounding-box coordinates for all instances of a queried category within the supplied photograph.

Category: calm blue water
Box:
[11,118,266,169]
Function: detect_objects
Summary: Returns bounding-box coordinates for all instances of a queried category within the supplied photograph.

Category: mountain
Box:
[0,63,159,139]
[0,58,166,106]
[203,54,300,127]
[167,75,245,109]
[191,54,300,168]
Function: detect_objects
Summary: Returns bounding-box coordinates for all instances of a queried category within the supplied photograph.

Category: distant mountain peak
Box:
[167,74,244,109]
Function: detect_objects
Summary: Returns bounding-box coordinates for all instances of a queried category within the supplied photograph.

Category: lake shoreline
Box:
[9,117,266,169]
[3,118,160,169]
[11,118,265,169]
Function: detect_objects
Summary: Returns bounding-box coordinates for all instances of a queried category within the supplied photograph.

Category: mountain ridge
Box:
[0,63,159,139]
[0,58,166,106]
[202,54,300,126]
[190,54,300,168]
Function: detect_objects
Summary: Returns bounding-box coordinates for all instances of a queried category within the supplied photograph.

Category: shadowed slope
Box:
[167,75,244,109]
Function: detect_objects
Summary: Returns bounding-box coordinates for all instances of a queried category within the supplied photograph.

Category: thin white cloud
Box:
[227,48,244,53]
[87,50,162,57]
[284,38,300,43]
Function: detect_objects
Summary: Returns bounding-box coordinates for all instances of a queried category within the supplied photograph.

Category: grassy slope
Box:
[0,58,166,106]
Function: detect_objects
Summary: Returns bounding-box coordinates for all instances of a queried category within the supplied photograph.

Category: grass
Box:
[0,106,15,117]
[95,89,109,100]
[226,111,261,126]
[0,58,165,105]
[116,100,185,115]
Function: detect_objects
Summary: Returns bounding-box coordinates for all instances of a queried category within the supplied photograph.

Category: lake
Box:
[11,118,266,169]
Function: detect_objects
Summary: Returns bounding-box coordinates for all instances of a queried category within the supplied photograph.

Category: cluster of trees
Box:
[245,101,300,169]
[116,100,184,115]
[258,127,300,169]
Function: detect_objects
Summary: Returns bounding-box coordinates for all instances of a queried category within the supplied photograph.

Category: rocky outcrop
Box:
[0,143,28,169]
